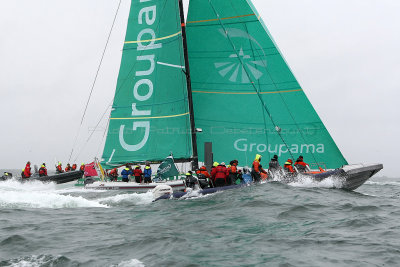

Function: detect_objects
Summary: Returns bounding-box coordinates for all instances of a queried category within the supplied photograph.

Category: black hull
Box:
[155,164,383,201]
[32,171,83,184]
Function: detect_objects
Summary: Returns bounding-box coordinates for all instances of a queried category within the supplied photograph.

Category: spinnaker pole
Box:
[178,0,199,171]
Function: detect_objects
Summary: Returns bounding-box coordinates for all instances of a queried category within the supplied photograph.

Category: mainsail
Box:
[102,0,193,167]
[186,0,348,169]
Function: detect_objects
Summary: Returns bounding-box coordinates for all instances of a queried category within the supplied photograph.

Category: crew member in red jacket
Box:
[24,161,32,178]
[109,168,118,182]
[39,163,47,177]
[196,166,210,178]
[65,163,71,172]
[56,162,63,173]
[133,165,143,183]
[211,162,229,187]
[284,159,295,173]
[71,164,77,171]
[80,163,85,171]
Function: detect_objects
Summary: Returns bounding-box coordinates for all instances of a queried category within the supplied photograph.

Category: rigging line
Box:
[243,8,321,167]
[68,0,122,163]
[208,0,295,160]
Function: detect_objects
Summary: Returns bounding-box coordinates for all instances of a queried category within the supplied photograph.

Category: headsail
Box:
[102,0,193,167]
[186,0,347,169]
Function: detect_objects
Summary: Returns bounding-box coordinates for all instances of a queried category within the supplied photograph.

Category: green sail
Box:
[102,0,192,167]
[186,0,347,169]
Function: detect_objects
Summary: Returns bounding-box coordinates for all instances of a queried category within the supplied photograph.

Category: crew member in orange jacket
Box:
[71,164,77,171]
[284,159,296,173]
[227,160,239,185]
[24,161,32,178]
[251,154,267,183]
[109,168,118,182]
[196,166,210,178]
[294,156,309,172]
[211,162,229,187]
[80,163,85,171]
[133,165,143,183]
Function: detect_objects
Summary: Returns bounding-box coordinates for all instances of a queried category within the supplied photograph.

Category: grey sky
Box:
[0,0,399,177]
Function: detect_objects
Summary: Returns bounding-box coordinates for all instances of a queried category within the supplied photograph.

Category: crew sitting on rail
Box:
[144,163,152,183]
[108,168,118,182]
[71,164,77,171]
[294,156,309,173]
[65,163,71,172]
[133,165,143,183]
[251,154,267,183]
[80,163,85,171]
[56,162,63,173]
[39,163,47,177]
[284,159,296,173]
[211,162,229,187]
[121,167,132,183]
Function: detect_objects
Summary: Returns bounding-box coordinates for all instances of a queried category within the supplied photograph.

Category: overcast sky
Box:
[0,0,399,177]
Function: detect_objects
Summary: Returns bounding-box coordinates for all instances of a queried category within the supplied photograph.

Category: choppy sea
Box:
[0,170,399,266]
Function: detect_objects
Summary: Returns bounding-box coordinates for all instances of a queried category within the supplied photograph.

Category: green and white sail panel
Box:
[186,0,347,169]
[102,0,192,167]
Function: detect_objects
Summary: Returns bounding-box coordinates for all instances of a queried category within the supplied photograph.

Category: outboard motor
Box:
[152,185,173,200]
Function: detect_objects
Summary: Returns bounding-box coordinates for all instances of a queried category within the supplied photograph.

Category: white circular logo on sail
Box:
[215,28,267,83]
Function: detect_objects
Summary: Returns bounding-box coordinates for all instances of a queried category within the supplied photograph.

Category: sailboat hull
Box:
[32,171,84,184]
[84,180,186,192]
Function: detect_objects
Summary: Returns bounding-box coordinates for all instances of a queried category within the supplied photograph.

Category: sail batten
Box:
[187,0,347,169]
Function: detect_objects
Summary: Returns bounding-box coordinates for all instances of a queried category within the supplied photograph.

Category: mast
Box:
[178,0,199,171]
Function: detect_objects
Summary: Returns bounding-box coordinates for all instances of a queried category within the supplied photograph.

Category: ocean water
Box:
[0,174,400,266]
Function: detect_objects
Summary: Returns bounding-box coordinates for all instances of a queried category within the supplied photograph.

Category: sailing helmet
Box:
[145,166,151,169]
[255,154,262,161]
[213,162,219,167]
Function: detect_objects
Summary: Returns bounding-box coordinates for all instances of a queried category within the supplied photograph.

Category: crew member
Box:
[251,154,267,183]
[24,161,32,178]
[284,159,295,173]
[80,163,85,172]
[196,166,210,178]
[108,168,118,182]
[65,163,71,172]
[56,162,63,173]
[196,166,211,189]
[144,163,152,183]
[185,171,198,189]
[21,168,26,178]
[71,164,77,171]
[39,163,47,177]
[211,162,229,187]
[268,155,280,178]
[228,160,239,185]
[242,166,252,184]
[121,167,132,182]
[294,156,309,173]
[133,165,143,183]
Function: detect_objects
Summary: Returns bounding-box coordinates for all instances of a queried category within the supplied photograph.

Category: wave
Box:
[112,259,145,267]
[0,255,72,267]
[270,174,345,189]
[97,191,154,206]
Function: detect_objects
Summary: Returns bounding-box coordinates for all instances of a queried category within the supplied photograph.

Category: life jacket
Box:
[284,163,295,173]
[72,164,77,171]
[214,165,227,181]
[144,167,151,178]
[24,165,31,178]
[57,165,63,173]
[39,167,47,176]
[196,167,210,178]
[133,168,143,177]
[121,168,131,178]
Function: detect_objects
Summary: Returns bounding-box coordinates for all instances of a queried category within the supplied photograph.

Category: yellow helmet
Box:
[22,168,25,171]
[213,162,219,167]
[81,163,85,166]
[125,167,129,170]
[185,172,191,176]
[227,165,231,168]
[145,166,151,169]
[41,165,45,168]
[255,154,262,161]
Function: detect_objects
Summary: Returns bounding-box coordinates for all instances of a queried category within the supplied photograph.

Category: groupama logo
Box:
[215,28,267,83]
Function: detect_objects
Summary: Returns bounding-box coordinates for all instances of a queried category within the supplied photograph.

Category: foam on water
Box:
[270,174,345,189]
[113,259,145,267]
[98,191,154,206]
[0,179,108,209]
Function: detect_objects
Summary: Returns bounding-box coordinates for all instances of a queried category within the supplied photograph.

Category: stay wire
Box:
[68,0,122,163]
[208,0,295,161]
